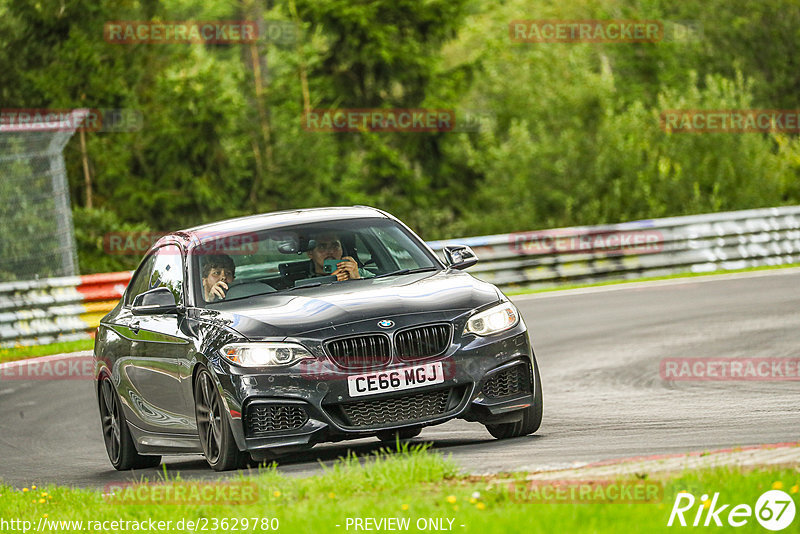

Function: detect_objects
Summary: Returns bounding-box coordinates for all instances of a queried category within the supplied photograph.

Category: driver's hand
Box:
[208,281,229,301]
[337,256,360,280]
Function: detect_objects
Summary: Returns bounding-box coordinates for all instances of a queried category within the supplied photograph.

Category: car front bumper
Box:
[210,324,537,457]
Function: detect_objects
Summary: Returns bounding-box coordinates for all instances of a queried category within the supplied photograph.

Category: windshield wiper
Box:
[373,267,437,279]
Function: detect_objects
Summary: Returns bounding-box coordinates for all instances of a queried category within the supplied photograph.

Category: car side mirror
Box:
[443,245,478,270]
[132,287,179,315]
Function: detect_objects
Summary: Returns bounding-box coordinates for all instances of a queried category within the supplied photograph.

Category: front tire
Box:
[99,376,161,470]
[194,368,247,471]
[485,360,543,439]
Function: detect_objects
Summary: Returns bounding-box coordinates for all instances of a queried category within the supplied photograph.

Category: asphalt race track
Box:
[1,269,798,489]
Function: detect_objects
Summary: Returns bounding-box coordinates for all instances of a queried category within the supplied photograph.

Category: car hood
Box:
[194,270,501,339]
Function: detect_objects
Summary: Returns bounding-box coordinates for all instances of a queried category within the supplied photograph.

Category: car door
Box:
[125,244,195,434]
[104,253,156,430]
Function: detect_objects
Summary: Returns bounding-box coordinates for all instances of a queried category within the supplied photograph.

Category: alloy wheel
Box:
[100,379,121,464]
[195,371,223,464]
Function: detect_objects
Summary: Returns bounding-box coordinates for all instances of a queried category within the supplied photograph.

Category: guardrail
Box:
[427,205,800,289]
[2,205,798,347]
[0,272,131,348]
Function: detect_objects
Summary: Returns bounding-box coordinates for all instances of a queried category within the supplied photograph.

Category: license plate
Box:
[347,362,445,397]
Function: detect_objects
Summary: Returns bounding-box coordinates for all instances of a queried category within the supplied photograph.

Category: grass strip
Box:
[0,444,797,533]
[0,339,94,364]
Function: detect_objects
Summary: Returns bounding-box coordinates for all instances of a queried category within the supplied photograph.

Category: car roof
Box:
[186,206,389,233]
[154,206,392,249]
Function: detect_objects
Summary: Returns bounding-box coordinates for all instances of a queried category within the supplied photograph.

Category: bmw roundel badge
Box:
[377,320,394,328]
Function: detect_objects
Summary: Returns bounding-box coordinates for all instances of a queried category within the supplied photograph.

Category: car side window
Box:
[125,254,156,305]
[149,245,184,305]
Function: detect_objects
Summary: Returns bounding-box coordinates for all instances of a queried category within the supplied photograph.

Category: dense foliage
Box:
[0,0,798,273]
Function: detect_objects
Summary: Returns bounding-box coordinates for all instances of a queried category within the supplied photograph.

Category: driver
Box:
[306,233,372,281]
[201,254,235,302]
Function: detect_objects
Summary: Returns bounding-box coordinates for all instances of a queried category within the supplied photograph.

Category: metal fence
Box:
[0,110,86,282]
[1,205,798,347]
[427,205,800,289]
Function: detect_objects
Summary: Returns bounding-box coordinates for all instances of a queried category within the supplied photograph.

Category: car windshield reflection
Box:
[192,217,440,304]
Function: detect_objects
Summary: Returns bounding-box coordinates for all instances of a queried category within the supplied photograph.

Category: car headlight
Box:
[219,343,314,367]
[464,302,520,336]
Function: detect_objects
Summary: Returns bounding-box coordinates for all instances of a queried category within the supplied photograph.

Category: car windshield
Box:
[192,217,440,305]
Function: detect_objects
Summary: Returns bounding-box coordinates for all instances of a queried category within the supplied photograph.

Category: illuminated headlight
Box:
[219,343,314,367]
[464,302,520,336]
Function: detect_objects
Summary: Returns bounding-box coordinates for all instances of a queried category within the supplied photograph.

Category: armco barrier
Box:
[0,272,131,348]
[1,205,798,347]
[427,205,800,289]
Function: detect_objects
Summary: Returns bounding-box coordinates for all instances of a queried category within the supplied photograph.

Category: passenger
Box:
[306,233,373,281]
[201,254,236,301]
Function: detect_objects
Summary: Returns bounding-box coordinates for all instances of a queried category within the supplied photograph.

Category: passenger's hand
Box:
[208,281,229,301]
[337,256,360,280]
[331,268,349,282]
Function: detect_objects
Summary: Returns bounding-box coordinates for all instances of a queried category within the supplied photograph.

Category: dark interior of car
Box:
[222,232,376,300]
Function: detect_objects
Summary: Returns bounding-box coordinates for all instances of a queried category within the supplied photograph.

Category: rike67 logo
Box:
[668,489,796,530]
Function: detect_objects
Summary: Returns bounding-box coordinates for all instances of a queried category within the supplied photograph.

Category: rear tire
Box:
[98,376,161,470]
[485,360,543,439]
[195,368,248,471]
[376,426,422,442]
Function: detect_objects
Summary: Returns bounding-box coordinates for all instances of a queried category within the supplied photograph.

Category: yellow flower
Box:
[772,481,784,490]
[41,492,47,497]
[401,504,409,511]
[446,495,457,504]
[273,491,281,498]
[32,485,36,490]
[22,488,29,493]
[476,502,486,510]
[328,492,336,499]
[703,500,711,509]
[469,498,477,504]
[791,485,799,494]
[452,505,459,511]
[43,514,48,519]
[47,496,52,500]
[39,499,45,504]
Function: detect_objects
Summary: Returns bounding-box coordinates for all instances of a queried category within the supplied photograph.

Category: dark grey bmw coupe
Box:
[93,206,542,471]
